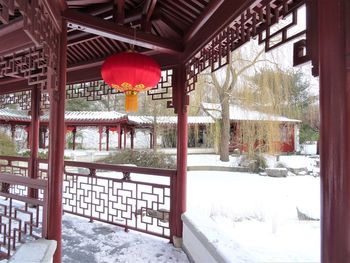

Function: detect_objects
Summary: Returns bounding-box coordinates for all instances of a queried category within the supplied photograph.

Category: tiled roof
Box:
[41,111,126,122]
[128,115,214,125]
[0,109,30,122]
[201,103,301,123]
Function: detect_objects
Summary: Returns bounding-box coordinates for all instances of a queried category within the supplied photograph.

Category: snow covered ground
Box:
[61,214,188,263]
[0,153,320,263]
[186,154,320,263]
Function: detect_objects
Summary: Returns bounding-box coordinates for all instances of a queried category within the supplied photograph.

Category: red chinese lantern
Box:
[101,51,161,112]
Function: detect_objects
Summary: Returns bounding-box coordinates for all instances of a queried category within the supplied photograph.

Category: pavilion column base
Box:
[172,236,183,248]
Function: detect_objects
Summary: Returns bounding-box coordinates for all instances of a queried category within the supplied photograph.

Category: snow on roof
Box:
[128,115,214,125]
[201,102,301,123]
[0,109,30,121]
[41,111,126,122]
[0,109,214,125]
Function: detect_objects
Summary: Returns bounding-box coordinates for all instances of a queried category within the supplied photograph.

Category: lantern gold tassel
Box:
[125,91,138,112]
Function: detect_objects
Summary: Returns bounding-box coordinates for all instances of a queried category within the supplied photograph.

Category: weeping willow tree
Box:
[205,48,265,161]
[235,67,313,157]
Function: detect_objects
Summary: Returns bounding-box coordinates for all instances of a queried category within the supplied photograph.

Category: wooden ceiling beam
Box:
[62,9,182,54]
[0,79,30,95]
[183,0,225,43]
[183,0,257,61]
[113,0,125,25]
[0,20,34,57]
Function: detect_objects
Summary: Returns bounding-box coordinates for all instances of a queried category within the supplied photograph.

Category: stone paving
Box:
[61,214,189,263]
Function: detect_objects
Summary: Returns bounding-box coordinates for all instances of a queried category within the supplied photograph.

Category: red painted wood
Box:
[62,9,182,55]
[183,0,256,61]
[118,124,122,149]
[319,0,350,262]
[130,130,134,149]
[123,127,127,148]
[99,126,103,151]
[0,20,33,57]
[174,64,187,238]
[47,20,67,263]
[72,128,76,150]
[106,127,109,151]
[28,86,40,199]
[183,0,224,43]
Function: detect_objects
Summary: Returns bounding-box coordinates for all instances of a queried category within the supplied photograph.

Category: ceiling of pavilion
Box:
[65,0,210,67]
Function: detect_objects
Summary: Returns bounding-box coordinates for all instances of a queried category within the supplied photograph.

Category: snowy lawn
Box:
[187,157,320,263]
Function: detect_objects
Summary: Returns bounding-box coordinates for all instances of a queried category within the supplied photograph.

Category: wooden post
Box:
[106,127,110,151]
[130,130,134,149]
[117,124,122,149]
[28,86,40,199]
[72,127,76,150]
[319,0,350,262]
[173,64,188,244]
[98,126,102,151]
[47,19,67,263]
[123,127,127,148]
[150,132,153,149]
[10,124,16,144]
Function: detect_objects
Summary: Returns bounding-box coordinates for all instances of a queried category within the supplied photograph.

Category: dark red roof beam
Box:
[0,20,33,57]
[141,0,157,32]
[183,0,225,43]
[183,0,257,61]
[62,9,182,55]
[113,0,125,25]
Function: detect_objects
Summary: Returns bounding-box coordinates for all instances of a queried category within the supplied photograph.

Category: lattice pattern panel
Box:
[0,198,42,259]
[67,69,174,104]
[0,48,48,90]
[0,90,50,110]
[66,81,121,101]
[185,0,307,93]
[0,159,29,178]
[63,168,171,238]
[147,69,173,106]
[0,91,31,110]
[40,92,50,110]
[0,0,59,69]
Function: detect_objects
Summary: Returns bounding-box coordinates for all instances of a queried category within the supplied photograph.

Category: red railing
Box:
[0,156,176,240]
[0,172,48,259]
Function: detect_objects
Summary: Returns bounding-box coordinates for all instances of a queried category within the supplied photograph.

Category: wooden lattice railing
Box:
[0,156,176,241]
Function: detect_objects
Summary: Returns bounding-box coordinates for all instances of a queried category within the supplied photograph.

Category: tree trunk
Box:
[220,98,230,161]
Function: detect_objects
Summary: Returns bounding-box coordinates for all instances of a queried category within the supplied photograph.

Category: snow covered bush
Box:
[100,149,176,169]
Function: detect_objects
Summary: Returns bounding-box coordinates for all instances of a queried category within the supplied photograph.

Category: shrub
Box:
[100,149,176,169]
[0,132,16,156]
[19,150,70,160]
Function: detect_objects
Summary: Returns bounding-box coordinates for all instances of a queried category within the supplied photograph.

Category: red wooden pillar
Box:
[123,127,127,148]
[106,127,110,151]
[47,19,67,263]
[117,124,122,149]
[130,130,134,149]
[150,132,153,149]
[319,0,350,262]
[10,124,16,143]
[173,64,188,241]
[98,126,103,151]
[28,86,40,199]
[26,125,31,149]
[72,127,76,150]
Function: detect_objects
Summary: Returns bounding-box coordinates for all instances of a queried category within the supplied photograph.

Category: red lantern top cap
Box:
[101,52,161,92]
